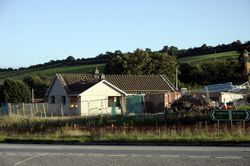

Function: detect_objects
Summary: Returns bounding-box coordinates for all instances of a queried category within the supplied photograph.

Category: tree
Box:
[161,46,169,53]
[66,55,75,61]
[0,84,3,104]
[168,46,178,56]
[149,52,178,81]
[104,49,178,82]
[122,49,151,74]
[179,61,244,85]
[23,74,50,98]
[0,79,31,103]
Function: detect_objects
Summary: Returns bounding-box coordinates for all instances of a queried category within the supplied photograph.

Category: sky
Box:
[0,0,250,68]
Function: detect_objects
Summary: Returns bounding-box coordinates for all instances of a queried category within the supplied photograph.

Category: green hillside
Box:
[0,63,105,83]
[177,51,240,64]
[0,50,241,83]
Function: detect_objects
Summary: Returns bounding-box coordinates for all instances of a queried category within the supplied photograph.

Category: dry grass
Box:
[0,115,249,143]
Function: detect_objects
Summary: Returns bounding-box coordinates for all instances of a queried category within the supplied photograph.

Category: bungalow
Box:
[45,71,179,116]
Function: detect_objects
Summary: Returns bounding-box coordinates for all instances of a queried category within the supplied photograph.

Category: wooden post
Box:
[30,103,33,117]
[8,103,12,116]
[120,96,126,115]
[243,120,245,134]
[35,103,38,115]
[16,105,19,116]
[60,104,64,117]
[43,103,46,117]
[217,120,220,135]
[31,88,34,104]
[22,103,25,117]
[230,119,233,132]
[123,122,126,134]
[205,121,208,133]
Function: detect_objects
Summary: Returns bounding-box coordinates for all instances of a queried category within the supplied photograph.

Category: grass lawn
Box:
[177,51,240,64]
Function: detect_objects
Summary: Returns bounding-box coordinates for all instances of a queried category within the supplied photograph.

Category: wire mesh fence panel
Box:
[0,103,48,117]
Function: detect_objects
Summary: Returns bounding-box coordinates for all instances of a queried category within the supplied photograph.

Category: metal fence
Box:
[0,103,48,117]
[0,94,168,117]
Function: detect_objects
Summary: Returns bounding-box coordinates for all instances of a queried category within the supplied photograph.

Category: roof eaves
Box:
[56,73,70,94]
[102,80,127,96]
[160,75,177,92]
[45,75,57,96]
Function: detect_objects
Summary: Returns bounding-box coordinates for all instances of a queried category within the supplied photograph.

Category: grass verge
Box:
[0,125,249,144]
[0,116,249,145]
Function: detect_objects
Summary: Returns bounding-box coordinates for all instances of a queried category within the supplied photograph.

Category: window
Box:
[61,96,66,105]
[108,96,120,107]
[70,96,78,108]
[50,96,55,104]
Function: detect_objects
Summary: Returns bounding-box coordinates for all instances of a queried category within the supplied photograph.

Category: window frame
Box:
[50,96,55,104]
[61,96,66,105]
[108,96,121,107]
[70,96,78,108]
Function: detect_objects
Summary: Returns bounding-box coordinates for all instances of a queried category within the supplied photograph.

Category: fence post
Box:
[16,105,19,116]
[120,96,126,115]
[22,103,25,117]
[60,104,64,117]
[205,121,208,133]
[243,120,245,134]
[35,103,38,115]
[30,103,33,117]
[43,103,47,117]
[8,103,12,116]
[217,120,220,135]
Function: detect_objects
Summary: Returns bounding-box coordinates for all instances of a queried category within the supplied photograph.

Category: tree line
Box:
[0,40,249,72]
[166,40,250,57]
[104,48,247,86]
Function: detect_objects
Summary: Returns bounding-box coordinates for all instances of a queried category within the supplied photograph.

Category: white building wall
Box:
[220,92,244,103]
[80,81,123,116]
[47,78,81,116]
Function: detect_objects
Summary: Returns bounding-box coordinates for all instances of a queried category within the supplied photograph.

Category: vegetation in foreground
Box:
[0,115,249,144]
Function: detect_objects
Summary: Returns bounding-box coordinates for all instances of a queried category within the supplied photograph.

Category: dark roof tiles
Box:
[105,75,176,94]
[59,74,99,94]
[55,73,176,94]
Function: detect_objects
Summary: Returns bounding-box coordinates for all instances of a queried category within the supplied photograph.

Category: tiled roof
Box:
[59,74,99,94]
[54,73,176,95]
[105,75,176,94]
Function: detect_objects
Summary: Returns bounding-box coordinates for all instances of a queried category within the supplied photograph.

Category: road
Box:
[0,144,249,166]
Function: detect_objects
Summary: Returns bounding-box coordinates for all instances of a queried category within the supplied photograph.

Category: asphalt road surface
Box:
[0,144,249,166]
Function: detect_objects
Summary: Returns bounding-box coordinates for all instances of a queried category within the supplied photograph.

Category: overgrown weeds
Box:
[0,114,249,143]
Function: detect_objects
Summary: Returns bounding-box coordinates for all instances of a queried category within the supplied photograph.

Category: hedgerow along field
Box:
[177,51,240,64]
[0,63,105,83]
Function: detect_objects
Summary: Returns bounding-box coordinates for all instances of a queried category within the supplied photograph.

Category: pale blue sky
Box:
[0,0,249,68]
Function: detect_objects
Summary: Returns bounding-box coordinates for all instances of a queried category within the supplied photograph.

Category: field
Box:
[0,50,240,83]
[177,51,240,64]
[0,63,105,83]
